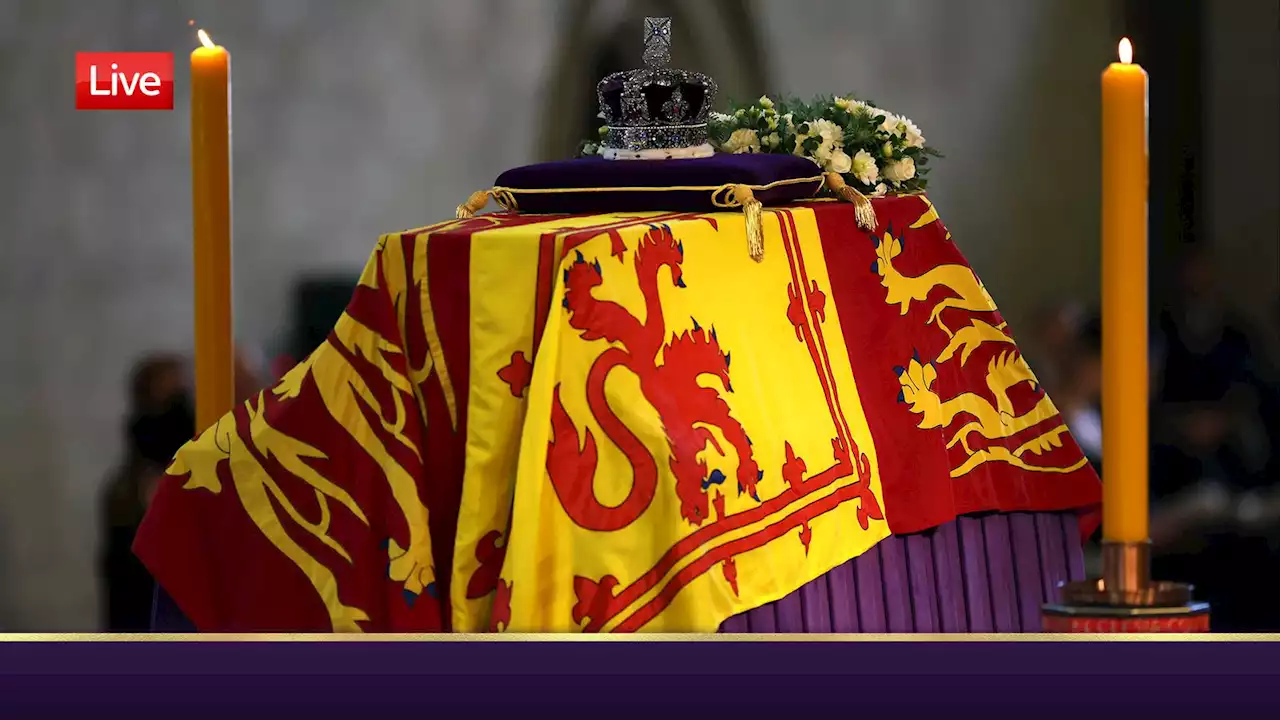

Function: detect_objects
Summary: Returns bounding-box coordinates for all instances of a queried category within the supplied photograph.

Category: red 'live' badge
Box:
[75,52,174,110]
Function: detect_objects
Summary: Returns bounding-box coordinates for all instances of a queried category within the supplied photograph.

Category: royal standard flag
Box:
[136,198,1099,633]
[486,209,887,632]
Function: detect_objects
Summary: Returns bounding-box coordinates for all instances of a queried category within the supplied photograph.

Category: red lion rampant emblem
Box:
[547,224,763,529]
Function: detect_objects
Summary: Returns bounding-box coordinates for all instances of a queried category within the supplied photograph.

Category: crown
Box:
[596,17,718,159]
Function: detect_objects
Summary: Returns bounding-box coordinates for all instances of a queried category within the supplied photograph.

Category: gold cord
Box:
[485,174,825,200]
[452,172,891,260]
[714,184,765,262]
[455,190,492,219]
[822,172,878,231]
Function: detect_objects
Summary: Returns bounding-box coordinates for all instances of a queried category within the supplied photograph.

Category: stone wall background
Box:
[1205,0,1280,362]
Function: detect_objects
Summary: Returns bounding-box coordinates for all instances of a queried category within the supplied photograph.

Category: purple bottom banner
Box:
[1,637,1278,718]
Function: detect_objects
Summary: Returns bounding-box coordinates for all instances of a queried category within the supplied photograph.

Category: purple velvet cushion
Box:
[494,154,823,214]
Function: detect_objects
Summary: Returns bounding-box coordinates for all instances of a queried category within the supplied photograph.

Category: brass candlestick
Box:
[1043,539,1210,633]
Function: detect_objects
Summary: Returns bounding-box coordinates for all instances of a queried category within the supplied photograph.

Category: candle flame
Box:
[197,28,216,50]
[1118,37,1133,64]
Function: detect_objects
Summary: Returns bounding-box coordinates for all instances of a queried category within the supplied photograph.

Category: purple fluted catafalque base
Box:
[151,511,1083,633]
[718,511,1084,633]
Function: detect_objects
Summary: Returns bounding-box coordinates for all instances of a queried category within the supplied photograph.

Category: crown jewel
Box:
[597,18,718,158]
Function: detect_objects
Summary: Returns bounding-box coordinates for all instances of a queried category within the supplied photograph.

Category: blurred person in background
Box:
[1054,314,1103,471]
[99,350,264,631]
[1155,245,1272,476]
[99,355,194,631]
[1023,300,1086,397]
[1149,245,1280,631]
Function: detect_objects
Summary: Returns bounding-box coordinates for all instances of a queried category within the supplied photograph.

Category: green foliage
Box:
[581,93,941,195]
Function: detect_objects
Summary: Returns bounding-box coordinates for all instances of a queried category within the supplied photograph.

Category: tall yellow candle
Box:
[1101,38,1149,544]
[191,29,234,431]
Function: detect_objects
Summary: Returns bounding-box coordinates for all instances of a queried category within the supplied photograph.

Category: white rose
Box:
[812,119,843,141]
[850,149,879,185]
[825,148,853,174]
[901,116,926,148]
[758,95,774,109]
[797,118,843,160]
[879,111,903,136]
[883,157,917,184]
[723,128,761,154]
[871,182,889,197]
[762,132,781,149]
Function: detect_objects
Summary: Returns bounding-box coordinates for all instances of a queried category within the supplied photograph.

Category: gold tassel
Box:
[456,189,492,219]
[824,172,878,231]
[726,184,765,262]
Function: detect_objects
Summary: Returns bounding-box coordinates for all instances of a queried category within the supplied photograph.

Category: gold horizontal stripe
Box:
[2,633,1266,641]
[600,469,878,632]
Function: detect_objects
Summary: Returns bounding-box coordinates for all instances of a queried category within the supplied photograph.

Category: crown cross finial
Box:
[642,17,672,67]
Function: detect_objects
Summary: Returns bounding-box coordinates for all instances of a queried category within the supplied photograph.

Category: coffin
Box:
[139,196,1099,633]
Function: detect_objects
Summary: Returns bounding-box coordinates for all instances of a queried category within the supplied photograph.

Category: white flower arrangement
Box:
[707,94,941,194]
